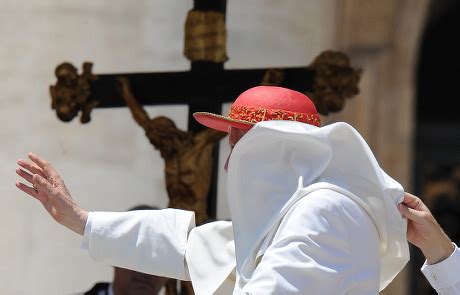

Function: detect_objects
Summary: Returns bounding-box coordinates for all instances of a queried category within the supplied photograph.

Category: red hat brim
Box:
[193,112,254,133]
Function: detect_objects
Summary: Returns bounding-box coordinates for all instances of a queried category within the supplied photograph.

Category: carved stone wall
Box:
[323,1,430,294]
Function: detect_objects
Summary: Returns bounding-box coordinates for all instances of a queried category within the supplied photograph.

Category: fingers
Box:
[398,203,415,220]
[398,203,427,221]
[402,192,419,205]
[16,179,55,220]
[28,153,59,180]
[402,192,428,211]
[16,167,34,185]
[15,181,39,200]
[33,174,56,196]
[17,159,46,179]
[15,172,51,205]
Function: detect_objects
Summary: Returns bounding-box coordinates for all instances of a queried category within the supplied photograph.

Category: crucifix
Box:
[49,0,360,240]
[49,1,360,293]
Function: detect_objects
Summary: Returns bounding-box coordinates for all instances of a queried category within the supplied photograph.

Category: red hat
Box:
[193,86,320,133]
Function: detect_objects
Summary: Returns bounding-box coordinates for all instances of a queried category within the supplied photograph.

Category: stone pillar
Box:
[324,0,430,294]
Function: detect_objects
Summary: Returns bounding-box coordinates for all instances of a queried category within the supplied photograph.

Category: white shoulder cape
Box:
[186,121,409,293]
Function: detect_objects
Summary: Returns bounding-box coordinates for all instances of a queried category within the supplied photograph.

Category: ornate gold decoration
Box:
[118,77,226,225]
[259,51,362,116]
[49,62,98,123]
[229,105,320,126]
[307,50,362,115]
[260,68,285,86]
[184,10,228,63]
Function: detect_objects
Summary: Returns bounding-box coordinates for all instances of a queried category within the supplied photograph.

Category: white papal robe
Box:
[80,121,459,294]
[82,189,381,294]
[81,198,460,295]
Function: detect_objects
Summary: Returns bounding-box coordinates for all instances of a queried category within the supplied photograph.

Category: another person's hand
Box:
[15,153,88,235]
[399,192,454,264]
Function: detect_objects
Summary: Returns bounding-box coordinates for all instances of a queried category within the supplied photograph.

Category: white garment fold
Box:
[186,221,236,294]
[226,121,408,291]
[83,190,381,295]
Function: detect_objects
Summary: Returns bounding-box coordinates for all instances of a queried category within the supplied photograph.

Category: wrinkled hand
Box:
[15,153,88,235]
[399,192,454,264]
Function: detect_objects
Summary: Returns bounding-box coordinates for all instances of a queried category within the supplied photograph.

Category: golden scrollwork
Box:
[49,62,98,123]
[184,10,228,63]
[259,51,362,116]
[307,50,362,115]
[260,68,285,86]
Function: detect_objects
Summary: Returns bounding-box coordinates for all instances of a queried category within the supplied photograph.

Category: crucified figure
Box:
[117,77,226,225]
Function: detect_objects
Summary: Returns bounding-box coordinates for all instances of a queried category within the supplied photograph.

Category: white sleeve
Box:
[422,244,460,295]
[81,209,195,281]
[241,190,380,295]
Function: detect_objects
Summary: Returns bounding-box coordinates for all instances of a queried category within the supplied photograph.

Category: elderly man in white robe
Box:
[15,86,459,294]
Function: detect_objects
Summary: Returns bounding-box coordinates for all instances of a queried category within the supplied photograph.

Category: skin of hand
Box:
[15,153,88,235]
[398,192,455,264]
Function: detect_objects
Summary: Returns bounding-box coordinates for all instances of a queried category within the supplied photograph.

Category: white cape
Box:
[187,121,409,293]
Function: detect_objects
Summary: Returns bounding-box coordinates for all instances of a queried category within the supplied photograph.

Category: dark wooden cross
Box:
[49,0,361,220]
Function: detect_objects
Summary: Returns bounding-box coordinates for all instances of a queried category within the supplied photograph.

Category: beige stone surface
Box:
[0,1,191,294]
[326,0,431,294]
[0,1,337,294]
[338,0,397,49]
[226,0,337,68]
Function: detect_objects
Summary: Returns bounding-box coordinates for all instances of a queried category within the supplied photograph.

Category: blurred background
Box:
[0,0,458,294]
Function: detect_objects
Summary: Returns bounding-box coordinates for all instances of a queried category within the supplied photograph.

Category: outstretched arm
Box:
[15,153,88,235]
[15,153,197,281]
[85,209,195,280]
[118,77,151,130]
[198,128,227,145]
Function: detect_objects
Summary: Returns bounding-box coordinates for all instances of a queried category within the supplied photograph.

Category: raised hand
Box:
[399,192,454,264]
[15,153,88,235]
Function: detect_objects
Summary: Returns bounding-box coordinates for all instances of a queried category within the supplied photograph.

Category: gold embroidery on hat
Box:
[229,105,320,126]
